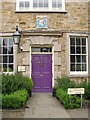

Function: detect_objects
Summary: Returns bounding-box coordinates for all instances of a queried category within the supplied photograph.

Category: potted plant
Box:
[52,87,56,97]
[28,89,32,97]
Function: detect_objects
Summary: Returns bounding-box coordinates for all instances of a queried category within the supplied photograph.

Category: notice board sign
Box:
[18,66,25,72]
[36,16,47,28]
[68,88,84,95]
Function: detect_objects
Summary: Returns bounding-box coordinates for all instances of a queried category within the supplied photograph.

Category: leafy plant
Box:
[56,76,76,91]
[56,76,89,100]
[56,88,82,109]
[2,89,28,109]
[2,72,33,95]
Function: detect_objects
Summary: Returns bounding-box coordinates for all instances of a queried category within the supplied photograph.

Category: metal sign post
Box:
[81,94,82,108]
[68,88,84,108]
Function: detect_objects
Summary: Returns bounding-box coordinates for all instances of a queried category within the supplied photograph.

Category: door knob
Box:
[40,74,43,76]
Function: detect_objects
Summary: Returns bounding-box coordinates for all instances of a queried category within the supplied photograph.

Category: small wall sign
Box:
[36,16,47,29]
[68,88,84,108]
[18,66,25,72]
[68,88,84,95]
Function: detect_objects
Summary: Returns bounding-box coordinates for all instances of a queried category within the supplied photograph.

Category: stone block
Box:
[22,41,30,52]
[22,72,30,77]
[54,44,61,52]
[54,52,58,59]
[54,66,58,71]
[26,66,30,73]
[22,53,30,65]
[54,71,61,79]
[54,58,61,66]
[23,57,30,65]
[52,41,58,46]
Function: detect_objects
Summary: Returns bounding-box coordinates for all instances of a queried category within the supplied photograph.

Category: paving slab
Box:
[24,93,71,118]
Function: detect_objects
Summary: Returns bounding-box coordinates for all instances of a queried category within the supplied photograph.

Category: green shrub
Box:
[56,76,76,91]
[56,88,82,109]
[2,89,28,109]
[2,73,33,95]
[56,89,69,108]
[56,76,89,100]
[75,80,90,100]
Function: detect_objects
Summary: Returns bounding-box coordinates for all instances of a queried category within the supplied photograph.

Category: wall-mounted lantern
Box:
[13,26,21,45]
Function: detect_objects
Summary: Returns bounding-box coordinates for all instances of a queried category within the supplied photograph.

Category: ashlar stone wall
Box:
[0,0,88,81]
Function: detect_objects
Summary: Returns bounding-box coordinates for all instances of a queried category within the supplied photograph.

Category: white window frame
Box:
[0,37,14,74]
[66,33,88,77]
[16,0,66,12]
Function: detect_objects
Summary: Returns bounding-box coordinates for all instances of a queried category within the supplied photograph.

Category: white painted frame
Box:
[29,45,54,88]
[16,0,66,12]
[66,33,88,77]
[0,37,14,74]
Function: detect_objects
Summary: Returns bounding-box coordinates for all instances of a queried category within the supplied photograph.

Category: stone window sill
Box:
[69,72,88,78]
[15,10,67,13]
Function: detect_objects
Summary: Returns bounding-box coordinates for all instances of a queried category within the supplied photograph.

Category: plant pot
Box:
[28,90,32,97]
[52,89,56,97]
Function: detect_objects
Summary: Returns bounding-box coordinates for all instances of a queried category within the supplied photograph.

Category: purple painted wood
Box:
[32,54,52,92]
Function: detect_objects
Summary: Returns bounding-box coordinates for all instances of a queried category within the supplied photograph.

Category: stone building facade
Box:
[0,0,88,92]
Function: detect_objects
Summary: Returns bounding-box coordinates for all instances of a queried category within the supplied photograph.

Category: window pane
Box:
[76,38,81,45]
[0,38,2,47]
[8,64,13,72]
[70,64,75,71]
[82,38,86,46]
[0,56,2,63]
[39,0,43,7]
[57,0,62,8]
[9,56,13,63]
[76,46,81,54]
[76,55,81,63]
[82,47,86,54]
[42,48,52,52]
[3,38,8,46]
[1,37,14,73]
[76,64,81,71]
[9,38,13,46]
[3,64,7,72]
[7,47,13,54]
[3,47,7,54]
[82,64,86,71]
[32,48,41,52]
[70,55,75,63]
[3,56,7,63]
[0,47,2,54]
[33,0,37,7]
[44,0,48,7]
[82,55,86,63]
[70,46,75,54]
[25,1,29,8]
[52,0,56,7]
[19,1,24,8]
[70,38,75,45]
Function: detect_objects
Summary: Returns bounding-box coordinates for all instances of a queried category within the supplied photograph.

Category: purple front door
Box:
[32,54,52,92]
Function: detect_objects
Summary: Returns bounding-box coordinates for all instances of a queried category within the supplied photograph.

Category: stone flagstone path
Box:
[24,93,71,118]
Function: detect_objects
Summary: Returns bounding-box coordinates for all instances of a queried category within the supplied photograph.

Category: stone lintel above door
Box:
[22,30,62,37]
